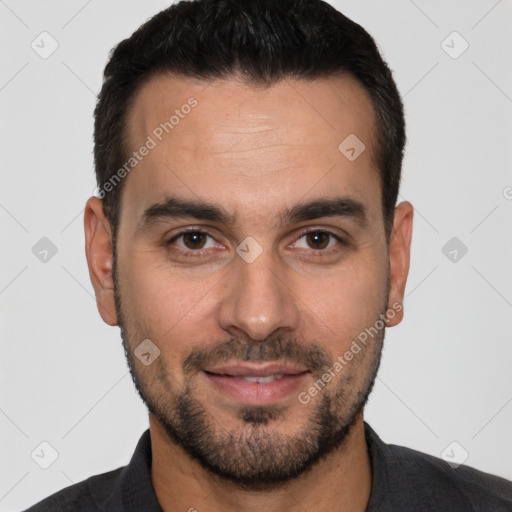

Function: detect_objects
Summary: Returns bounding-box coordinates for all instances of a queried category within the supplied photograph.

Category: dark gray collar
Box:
[88,429,164,511]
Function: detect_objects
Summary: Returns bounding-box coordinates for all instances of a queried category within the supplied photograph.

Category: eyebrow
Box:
[138,195,367,231]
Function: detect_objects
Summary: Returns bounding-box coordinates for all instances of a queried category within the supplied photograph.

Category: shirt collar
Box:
[89,429,163,512]
[364,421,393,511]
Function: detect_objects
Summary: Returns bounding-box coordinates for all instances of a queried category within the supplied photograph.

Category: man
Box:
[24,0,512,510]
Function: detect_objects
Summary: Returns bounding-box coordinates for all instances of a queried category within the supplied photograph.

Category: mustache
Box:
[182,335,333,378]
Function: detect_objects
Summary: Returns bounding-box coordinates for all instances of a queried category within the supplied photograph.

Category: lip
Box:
[203,362,309,377]
[202,361,310,405]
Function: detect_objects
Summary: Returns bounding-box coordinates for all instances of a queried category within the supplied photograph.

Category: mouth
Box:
[202,362,311,405]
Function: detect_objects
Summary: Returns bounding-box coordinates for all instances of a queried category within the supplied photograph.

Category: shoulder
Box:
[365,423,512,511]
[23,429,157,512]
[22,466,125,512]
[385,441,512,510]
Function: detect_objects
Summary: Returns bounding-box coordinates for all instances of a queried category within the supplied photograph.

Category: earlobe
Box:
[84,197,119,326]
[386,201,414,327]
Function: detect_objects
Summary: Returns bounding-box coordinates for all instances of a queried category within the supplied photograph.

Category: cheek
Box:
[296,252,388,349]
[119,252,220,349]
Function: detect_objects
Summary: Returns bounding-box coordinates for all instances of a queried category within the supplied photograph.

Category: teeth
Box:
[241,374,284,383]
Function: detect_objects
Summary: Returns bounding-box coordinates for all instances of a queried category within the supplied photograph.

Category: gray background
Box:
[1,0,511,510]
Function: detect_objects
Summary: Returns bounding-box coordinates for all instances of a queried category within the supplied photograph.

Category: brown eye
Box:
[305,231,330,250]
[181,231,209,249]
[292,229,349,258]
[292,230,344,253]
[168,231,216,251]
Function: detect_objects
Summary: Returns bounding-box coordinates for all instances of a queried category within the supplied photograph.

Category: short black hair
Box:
[94,0,405,240]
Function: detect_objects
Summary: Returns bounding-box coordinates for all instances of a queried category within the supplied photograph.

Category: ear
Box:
[84,197,118,326]
[386,201,413,327]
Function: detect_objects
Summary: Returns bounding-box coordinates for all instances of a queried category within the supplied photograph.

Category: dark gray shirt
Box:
[23,423,512,511]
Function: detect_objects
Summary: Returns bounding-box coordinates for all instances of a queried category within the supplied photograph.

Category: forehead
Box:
[128,72,377,152]
[121,73,381,229]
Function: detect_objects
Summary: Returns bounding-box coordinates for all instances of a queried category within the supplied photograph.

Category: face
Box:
[85,73,412,488]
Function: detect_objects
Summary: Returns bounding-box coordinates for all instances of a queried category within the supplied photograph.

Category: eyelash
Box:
[164,228,347,260]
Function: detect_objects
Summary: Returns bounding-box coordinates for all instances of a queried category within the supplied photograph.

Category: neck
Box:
[150,413,372,512]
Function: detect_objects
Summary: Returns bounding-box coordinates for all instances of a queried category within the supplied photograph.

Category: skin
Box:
[84,73,413,512]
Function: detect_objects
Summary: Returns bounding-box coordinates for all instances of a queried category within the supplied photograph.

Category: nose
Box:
[217,247,300,342]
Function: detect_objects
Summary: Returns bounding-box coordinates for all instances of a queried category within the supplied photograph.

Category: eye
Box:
[168,230,218,251]
[164,228,345,261]
[292,230,344,251]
